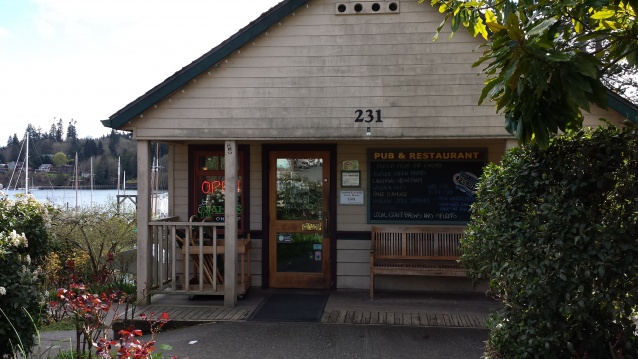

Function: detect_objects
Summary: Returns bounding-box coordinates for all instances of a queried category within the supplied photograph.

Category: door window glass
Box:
[275,158,323,220]
[276,233,323,273]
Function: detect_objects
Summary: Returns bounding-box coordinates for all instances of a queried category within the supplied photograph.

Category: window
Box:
[191,148,246,233]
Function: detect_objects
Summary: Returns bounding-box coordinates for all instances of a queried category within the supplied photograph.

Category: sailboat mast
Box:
[25,131,29,195]
[117,157,121,196]
[90,157,94,205]
[75,152,79,209]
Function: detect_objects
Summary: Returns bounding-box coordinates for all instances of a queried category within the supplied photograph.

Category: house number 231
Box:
[354,109,382,123]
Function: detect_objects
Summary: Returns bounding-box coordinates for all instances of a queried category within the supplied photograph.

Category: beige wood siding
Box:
[173,144,189,219]
[336,239,370,289]
[125,0,628,141]
[127,0,511,141]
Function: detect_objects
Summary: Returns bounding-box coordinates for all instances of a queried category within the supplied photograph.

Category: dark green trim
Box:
[104,0,309,130]
[608,91,638,124]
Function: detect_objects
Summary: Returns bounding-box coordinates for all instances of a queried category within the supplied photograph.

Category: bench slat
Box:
[370,225,468,300]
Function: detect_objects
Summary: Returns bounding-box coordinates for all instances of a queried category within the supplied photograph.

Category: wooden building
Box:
[102,0,638,307]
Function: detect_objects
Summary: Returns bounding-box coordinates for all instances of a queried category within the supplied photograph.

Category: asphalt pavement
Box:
[36,322,488,359]
[35,290,497,359]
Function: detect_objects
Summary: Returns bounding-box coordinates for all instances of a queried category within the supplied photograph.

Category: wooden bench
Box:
[370,226,468,300]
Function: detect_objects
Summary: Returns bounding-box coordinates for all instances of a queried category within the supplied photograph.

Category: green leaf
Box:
[590,10,617,19]
[546,51,572,62]
[572,55,600,79]
[485,9,498,24]
[527,18,558,37]
[506,13,523,40]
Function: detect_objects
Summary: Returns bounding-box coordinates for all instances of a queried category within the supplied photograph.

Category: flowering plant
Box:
[0,193,51,356]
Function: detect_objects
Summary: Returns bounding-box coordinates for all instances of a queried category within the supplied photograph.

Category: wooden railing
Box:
[147,217,251,297]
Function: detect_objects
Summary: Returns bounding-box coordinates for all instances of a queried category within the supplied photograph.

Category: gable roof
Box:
[102,0,638,130]
[102,0,309,130]
[608,90,638,123]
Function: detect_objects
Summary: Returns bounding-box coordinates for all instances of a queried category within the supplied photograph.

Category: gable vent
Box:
[336,1,400,15]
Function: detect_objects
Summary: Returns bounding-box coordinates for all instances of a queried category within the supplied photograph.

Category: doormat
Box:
[249,293,329,322]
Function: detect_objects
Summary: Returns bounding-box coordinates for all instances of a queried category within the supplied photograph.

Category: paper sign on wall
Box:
[340,190,364,205]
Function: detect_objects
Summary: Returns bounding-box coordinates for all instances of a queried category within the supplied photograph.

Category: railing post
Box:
[224,140,238,307]
[136,140,152,305]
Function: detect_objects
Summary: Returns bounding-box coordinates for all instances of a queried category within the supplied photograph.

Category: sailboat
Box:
[5,131,32,194]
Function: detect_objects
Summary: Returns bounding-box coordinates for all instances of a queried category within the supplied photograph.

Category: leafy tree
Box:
[52,152,69,167]
[427,0,637,147]
[8,134,19,146]
[81,138,97,159]
[120,148,137,179]
[68,139,80,159]
[48,123,56,140]
[66,119,77,141]
[0,194,52,356]
[55,118,64,142]
[463,125,638,357]
[94,157,111,186]
[67,120,77,140]
[107,130,120,155]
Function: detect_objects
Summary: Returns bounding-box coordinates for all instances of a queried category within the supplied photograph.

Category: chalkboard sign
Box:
[368,148,486,224]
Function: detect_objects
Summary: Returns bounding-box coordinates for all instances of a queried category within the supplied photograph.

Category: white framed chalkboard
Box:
[367,148,486,224]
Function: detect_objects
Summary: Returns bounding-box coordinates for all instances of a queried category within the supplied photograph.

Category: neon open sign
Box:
[200,179,241,194]
[198,178,242,222]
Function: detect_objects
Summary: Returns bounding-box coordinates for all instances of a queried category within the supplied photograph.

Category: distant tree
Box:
[55,118,64,142]
[9,134,19,146]
[94,157,110,185]
[95,140,104,156]
[120,148,136,179]
[82,139,98,159]
[48,123,56,140]
[37,138,54,155]
[107,130,120,155]
[0,154,5,163]
[52,173,67,186]
[68,139,80,159]
[52,152,69,167]
[10,135,21,161]
[66,119,77,141]
[26,124,39,141]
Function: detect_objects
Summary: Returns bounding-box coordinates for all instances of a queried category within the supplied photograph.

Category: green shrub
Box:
[48,203,136,289]
[0,193,51,356]
[464,126,638,358]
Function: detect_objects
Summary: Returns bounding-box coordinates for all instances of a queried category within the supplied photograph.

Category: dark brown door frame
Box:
[261,144,337,290]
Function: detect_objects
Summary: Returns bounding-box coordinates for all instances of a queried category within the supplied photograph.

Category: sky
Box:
[0,0,282,141]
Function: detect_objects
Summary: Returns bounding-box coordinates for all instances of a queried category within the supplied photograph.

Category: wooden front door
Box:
[268,151,331,289]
